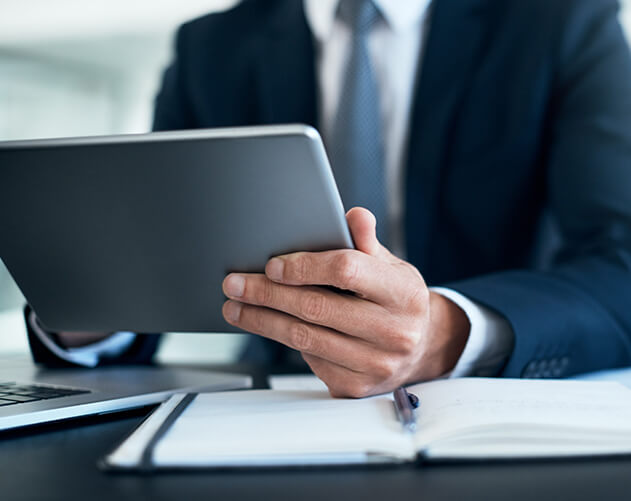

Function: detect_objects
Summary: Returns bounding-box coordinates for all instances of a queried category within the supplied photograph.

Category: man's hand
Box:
[222,207,470,398]
[55,332,113,348]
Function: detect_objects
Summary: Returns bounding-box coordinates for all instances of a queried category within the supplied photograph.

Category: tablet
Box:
[0,125,353,333]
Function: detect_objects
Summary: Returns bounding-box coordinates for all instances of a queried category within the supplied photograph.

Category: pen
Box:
[393,387,419,433]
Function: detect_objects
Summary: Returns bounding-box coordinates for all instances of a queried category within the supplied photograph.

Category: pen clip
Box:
[407,391,420,409]
[393,387,419,433]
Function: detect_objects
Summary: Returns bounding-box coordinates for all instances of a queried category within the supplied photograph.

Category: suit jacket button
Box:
[522,361,538,378]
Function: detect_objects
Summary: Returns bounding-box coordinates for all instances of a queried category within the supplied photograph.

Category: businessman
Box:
[27,0,631,397]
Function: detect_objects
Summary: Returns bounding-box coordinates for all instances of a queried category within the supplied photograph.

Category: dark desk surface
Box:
[1,364,630,501]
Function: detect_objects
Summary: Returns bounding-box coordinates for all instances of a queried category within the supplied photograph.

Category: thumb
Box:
[346,207,390,258]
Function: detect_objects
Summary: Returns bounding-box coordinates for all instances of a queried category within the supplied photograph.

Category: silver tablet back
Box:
[0,125,353,333]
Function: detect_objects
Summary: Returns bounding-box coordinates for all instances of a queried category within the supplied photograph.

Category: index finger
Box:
[265,250,406,306]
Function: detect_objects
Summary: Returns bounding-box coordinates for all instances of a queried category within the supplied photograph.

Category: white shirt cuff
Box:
[430,287,514,378]
[29,311,136,368]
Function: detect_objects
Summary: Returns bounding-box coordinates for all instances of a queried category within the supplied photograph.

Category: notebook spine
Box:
[139,392,198,471]
[99,392,198,473]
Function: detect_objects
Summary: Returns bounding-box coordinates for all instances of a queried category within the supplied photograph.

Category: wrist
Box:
[55,331,115,348]
[411,291,471,381]
[431,291,471,374]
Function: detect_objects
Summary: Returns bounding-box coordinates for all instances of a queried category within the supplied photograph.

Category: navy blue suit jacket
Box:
[29,0,631,377]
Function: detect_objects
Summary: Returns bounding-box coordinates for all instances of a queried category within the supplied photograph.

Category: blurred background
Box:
[1,0,630,362]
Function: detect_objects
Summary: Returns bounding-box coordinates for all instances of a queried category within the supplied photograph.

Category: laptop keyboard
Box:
[0,382,91,407]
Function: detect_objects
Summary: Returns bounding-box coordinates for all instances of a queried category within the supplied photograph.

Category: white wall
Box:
[1,0,630,361]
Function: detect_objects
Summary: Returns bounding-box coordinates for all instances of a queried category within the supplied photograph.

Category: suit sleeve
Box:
[448,0,631,378]
[24,305,161,368]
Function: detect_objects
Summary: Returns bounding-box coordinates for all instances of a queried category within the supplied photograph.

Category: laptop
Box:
[0,357,251,432]
[0,124,353,334]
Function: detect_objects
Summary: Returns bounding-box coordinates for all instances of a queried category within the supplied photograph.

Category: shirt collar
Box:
[304,0,433,42]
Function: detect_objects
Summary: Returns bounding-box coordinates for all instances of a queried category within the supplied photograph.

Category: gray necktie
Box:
[328,0,388,245]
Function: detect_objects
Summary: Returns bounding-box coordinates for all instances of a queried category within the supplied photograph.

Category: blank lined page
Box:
[153,390,415,467]
[409,378,631,457]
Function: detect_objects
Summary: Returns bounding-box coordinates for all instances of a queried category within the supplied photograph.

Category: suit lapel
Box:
[254,0,318,127]
[405,0,491,273]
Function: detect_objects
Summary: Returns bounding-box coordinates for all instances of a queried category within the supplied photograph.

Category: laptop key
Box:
[0,383,91,405]
[21,393,62,400]
[0,394,40,403]
[53,390,90,396]
[0,399,17,406]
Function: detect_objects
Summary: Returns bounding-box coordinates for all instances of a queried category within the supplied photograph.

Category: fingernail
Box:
[223,301,242,323]
[266,258,284,282]
[224,275,245,297]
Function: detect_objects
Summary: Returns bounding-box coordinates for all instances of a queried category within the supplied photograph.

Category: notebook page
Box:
[152,390,415,467]
[268,374,327,391]
[408,378,631,456]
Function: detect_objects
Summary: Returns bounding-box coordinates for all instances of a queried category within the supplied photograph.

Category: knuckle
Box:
[327,376,374,399]
[385,325,420,354]
[287,254,310,283]
[300,292,329,323]
[395,334,416,354]
[404,287,429,315]
[289,322,316,353]
[241,305,265,333]
[327,381,352,399]
[344,382,372,399]
[334,252,360,289]
[328,387,347,399]
[253,279,274,305]
[371,357,398,380]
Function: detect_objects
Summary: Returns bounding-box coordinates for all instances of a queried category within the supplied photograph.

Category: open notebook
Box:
[102,378,631,470]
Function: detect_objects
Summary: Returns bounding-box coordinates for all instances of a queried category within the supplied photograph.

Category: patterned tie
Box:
[328,0,388,245]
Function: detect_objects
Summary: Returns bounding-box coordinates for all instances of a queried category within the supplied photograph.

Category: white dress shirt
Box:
[36,0,514,375]
[29,310,136,368]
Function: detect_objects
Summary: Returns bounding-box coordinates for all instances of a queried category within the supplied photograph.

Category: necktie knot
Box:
[337,0,381,35]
